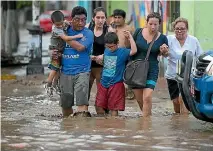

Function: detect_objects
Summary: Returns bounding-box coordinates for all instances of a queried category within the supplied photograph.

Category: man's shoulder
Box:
[83,27,93,34]
[124,24,135,32]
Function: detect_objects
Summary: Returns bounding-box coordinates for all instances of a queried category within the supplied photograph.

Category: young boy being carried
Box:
[44,10,83,97]
[92,31,137,116]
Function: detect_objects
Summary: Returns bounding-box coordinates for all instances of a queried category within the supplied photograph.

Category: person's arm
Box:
[66,30,94,52]
[108,25,116,33]
[159,35,169,57]
[52,27,84,51]
[95,54,104,65]
[126,14,133,25]
[60,34,83,41]
[124,30,137,56]
[65,40,85,52]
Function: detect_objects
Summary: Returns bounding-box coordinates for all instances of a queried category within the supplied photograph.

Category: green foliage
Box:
[16,1,45,9]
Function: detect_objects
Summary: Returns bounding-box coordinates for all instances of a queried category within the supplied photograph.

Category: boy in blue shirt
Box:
[92,31,137,116]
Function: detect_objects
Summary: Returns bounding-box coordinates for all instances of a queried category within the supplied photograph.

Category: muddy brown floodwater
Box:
[1,72,213,151]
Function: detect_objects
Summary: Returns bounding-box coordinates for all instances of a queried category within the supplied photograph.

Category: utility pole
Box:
[26,0,44,75]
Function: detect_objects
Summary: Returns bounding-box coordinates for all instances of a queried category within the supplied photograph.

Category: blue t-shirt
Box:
[61,27,94,75]
[101,47,130,88]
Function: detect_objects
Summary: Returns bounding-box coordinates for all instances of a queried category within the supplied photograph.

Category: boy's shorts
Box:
[48,45,62,71]
[95,82,125,111]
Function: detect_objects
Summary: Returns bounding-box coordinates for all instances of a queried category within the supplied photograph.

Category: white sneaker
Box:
[52,84,61,95]
[44,83,53,97]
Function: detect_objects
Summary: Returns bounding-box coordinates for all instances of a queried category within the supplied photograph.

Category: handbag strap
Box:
[145,32,158,60]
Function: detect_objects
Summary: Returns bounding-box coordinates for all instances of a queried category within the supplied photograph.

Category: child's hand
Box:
[64,20,70,26]
[76,33,84,39]
[123,30,131,39]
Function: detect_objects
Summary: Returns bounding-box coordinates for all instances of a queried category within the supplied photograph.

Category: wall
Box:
[194,1,213,51]
[106,1,128,17]
[180,1,213,51]
[130,0,168,34]
[78,1,92,23]
[180,1,195,36]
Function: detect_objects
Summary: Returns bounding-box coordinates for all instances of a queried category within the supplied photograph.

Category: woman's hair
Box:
[93,7,107,18]
[146,12,161,24]
[172,17,189,30]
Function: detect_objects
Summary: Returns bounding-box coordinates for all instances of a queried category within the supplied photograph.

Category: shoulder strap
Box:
[133,28,142,41]
[145,33,158,60]
[103,22,108,34]
[88,22,94,31]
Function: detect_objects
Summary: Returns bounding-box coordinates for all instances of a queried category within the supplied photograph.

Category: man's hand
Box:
[90,55,96,61]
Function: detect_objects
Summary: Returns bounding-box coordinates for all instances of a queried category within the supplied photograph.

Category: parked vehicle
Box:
[39,10,72,33]
[176,50,213,123]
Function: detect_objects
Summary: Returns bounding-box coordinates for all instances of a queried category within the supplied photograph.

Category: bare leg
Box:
[77,105,88,112]
[95,106,106,115]
[179,97,189,114]
[142,88,154,117]
[172,97,180,113]
[125,85,135,100]
[47,70,57,84]
[133,89,143,111]
[52,71,60,86]
[88,69,95,100]
[62,108,73,117]
[111,110,118,116]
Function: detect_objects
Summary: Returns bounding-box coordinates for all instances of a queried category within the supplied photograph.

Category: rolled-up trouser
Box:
[59,72,90,109]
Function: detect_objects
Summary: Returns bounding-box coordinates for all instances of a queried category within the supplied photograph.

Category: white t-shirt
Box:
[165,35,203,79]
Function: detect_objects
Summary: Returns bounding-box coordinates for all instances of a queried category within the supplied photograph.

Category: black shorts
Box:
[166,79,180,100]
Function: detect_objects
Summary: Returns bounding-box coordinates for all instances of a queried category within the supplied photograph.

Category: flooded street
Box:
[1,67,213,151]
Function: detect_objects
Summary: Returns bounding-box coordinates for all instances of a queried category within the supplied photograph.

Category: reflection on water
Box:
[1,84,213,151]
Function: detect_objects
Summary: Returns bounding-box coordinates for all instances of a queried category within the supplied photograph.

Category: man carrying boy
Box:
[59,6,94,117]
[92,31,137,116]
[44,10,83,97]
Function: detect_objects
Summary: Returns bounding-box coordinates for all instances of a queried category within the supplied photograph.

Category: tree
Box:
[1,1,19,59]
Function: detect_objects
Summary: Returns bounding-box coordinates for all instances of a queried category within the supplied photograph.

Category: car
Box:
[176,50,213,123]
[39,10,72,33]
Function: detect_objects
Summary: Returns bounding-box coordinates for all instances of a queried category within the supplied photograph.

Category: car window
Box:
[63,13,68,17]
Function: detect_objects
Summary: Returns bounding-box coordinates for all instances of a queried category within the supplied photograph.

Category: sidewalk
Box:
[12,28,51,65]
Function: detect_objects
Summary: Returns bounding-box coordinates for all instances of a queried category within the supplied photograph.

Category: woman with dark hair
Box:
[85,7,108,102]
[131,12,169,117]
